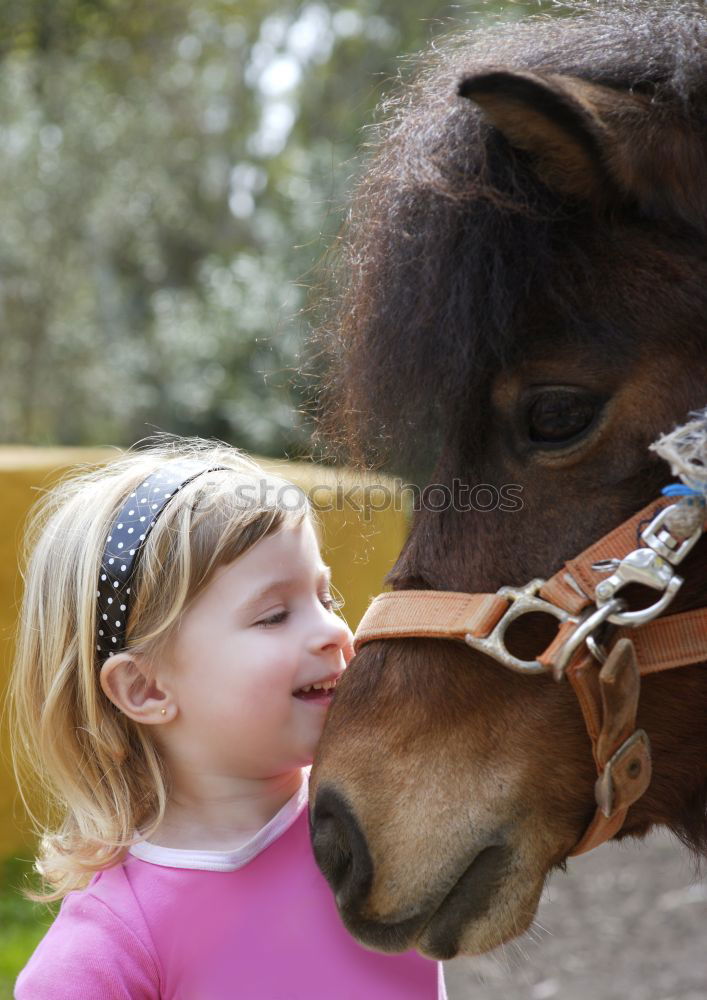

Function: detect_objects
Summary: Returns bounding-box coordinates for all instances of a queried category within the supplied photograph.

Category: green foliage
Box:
[0,0,564,455]
[0,853,56,994]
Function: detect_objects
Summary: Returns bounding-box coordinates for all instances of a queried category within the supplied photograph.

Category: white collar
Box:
[128,772,309,872]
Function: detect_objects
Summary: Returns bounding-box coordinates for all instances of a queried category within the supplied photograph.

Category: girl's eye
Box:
[320,593,344,612]
[257,610,289,627]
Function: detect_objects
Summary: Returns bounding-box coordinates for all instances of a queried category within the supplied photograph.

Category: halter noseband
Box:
[354,492,707,856]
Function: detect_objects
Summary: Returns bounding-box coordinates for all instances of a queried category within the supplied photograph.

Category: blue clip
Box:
[661,483,704,499]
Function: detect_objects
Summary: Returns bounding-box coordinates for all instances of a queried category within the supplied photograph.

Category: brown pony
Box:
[309,1,707,962]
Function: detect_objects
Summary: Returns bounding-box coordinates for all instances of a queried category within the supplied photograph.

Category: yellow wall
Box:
[0,448,407,855]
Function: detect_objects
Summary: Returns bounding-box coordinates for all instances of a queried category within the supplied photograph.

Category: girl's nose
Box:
[314,607,353,658]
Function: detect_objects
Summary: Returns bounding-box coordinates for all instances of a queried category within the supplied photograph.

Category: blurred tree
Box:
[0,0,562,455]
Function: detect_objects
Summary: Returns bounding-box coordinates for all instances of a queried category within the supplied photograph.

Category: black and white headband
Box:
[96,461,228,660]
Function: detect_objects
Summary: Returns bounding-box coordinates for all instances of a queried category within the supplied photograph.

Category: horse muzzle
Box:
[311,783,514,959]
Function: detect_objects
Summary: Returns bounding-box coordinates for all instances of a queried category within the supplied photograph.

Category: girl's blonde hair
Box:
[10,436,309,900]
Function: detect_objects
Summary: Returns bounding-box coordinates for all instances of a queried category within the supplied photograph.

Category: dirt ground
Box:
[443,829,706,1000]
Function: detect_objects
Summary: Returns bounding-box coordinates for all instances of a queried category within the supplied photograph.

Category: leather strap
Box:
[355,592,704,855]
[353,590,509,644]
[566,641,652,856]
[538,498,670,615]
[355,596,707,676]
[352,494,707,856]
[354,497,675,649]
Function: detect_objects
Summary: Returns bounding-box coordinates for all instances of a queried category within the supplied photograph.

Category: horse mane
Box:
[312,1,707,471]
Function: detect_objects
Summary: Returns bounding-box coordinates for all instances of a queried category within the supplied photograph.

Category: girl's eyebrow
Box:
[240,566,331,613]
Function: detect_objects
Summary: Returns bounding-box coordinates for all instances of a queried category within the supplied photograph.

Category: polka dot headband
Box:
[96,461,227,660]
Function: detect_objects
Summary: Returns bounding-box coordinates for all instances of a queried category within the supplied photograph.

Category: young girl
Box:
[11,438,445,999]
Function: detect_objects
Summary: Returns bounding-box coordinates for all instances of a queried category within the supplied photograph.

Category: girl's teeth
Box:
[297,678,337,694]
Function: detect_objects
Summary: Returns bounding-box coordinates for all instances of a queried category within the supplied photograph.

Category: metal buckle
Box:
[591,501,703,628]
[593,548,683,627]
[463,500,704,681]
[464,579,578,676]
[551,598,624,681]
[594,729,651,818]
[640,503,703,565]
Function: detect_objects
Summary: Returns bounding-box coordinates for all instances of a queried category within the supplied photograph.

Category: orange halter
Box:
[354,494,707,855]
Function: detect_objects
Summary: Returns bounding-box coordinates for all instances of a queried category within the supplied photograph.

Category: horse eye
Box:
[526,390,599,445]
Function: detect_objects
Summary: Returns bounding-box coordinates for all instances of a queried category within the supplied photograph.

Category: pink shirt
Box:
[16,779,445,999]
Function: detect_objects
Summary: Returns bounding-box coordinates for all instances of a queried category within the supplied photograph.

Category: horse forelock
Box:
[313,2,707,471]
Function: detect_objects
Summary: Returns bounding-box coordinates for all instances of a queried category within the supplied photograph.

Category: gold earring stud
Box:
[161,708,166,716]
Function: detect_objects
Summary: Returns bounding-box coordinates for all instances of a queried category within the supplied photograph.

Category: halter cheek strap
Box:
[354,494,707,856]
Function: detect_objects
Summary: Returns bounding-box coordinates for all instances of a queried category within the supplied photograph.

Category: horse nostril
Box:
[311,786,373,908]
[313,814,353,887]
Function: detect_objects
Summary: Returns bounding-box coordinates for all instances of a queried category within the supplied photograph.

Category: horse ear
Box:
[458,69,704,225]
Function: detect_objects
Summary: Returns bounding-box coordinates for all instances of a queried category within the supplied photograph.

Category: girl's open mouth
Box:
[293,675,341,703]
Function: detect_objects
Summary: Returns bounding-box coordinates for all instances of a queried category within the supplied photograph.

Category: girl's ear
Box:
[100,653,177,725]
